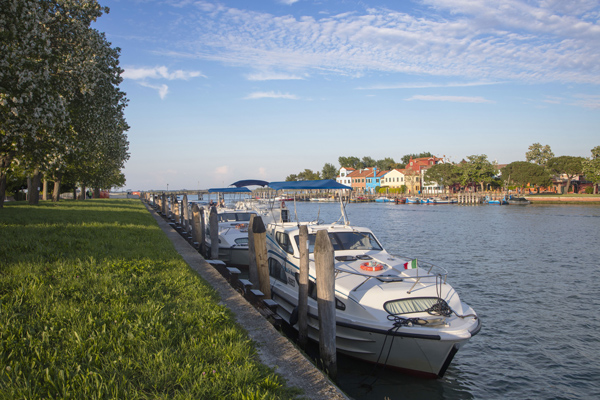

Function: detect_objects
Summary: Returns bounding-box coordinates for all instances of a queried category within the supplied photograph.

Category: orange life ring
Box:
[235,223,247,229]
[360,261,384,272]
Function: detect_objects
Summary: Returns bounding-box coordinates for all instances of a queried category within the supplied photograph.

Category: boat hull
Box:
[272,287,479,378]
[205,244,249,267]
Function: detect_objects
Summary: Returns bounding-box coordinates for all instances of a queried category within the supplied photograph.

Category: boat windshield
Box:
[218,212,254,222]
[295,231,383,253]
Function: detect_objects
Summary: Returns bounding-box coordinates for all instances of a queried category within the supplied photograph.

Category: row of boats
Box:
[375,195,531,205]
[192,180,480,378]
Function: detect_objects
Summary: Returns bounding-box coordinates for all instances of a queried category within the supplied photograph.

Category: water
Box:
[286,201,600,400]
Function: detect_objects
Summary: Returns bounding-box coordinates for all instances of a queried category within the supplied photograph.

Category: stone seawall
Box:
[525,196,600,203]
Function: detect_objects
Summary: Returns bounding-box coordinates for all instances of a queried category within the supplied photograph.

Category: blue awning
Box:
[208,187,252,193]
[268,179,352,191]
[230,179,269,187]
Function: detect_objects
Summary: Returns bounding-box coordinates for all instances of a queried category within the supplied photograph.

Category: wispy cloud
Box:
[166,1,600,84]
[123,66,205,80]
[245,71,306,81]
[571,94,600,109]
[279,0,300,5]
[215,165,230,175]
[244,91,299,100]
[357,81,503,90]
[406,95,494,103]
[123,66,205,99]
[139,82,169,99]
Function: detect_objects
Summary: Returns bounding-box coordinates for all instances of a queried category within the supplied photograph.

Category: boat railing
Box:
[335,256,448,293]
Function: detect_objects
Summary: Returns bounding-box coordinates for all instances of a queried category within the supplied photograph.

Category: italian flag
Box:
[404,259,417,269]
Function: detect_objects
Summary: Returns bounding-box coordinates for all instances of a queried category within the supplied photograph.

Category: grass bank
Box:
[0,199,298,399]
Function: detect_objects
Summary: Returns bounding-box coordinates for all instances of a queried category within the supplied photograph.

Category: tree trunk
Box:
[565,178,571,194]
[42,178,48,201]
[28,170,41,205]
[52,172,62,202]
[0,173,6,208]
[80,185,86,200]
[94,188,100,198]
[0,152,15,208]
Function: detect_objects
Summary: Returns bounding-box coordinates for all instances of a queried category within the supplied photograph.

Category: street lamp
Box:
[167,183,169,192]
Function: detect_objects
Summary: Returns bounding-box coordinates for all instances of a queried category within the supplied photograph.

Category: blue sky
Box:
[93,0,600,190]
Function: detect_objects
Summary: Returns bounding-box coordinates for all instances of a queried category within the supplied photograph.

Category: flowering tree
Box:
[0,0,128,206]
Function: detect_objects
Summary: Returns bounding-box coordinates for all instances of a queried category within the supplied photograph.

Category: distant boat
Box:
[375,197,392,203]
[406,197,420,204]
[506,195,530,205]
[433,197,457,204]
[484,195,507,205]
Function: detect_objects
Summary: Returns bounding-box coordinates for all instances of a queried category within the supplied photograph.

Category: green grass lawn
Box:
[0,199,298,399]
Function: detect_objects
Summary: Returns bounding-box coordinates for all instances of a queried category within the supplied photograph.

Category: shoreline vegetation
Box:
[0,199,300,399]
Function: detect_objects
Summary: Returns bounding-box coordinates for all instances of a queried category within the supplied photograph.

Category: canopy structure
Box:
[207,187,252,193]
[230,179,269,188]
[267,179,352,191]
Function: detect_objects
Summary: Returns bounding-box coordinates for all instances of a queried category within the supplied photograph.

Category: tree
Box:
[286,169,320,181]
[459,155,497,191]
[361,156,376,168]
[338,156,362,169]
[583,146,600,194]
[526,143,554,167]
[321,163,338,180]
[547,156,585,194]
[375,157,396,172]
[501,161,552,192]
[53,29,129,201]
[424,163,461,193]
[0,1,127,206]
[401,152,433,164]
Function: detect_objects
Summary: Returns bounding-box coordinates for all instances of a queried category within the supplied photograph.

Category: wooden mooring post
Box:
[314,229,337,381]
[298,224,310,349]
[252,216,271,298]
[182,194,190,237]
[209,206,219,260]
[247,215,259,289]
[191,204,204,251]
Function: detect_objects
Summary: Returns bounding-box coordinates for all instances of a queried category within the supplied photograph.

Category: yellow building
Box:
[381,169,406,189]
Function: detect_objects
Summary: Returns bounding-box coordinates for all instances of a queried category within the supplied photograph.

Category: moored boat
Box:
[506,195,530,205]
[203,180,270,267]
[262,180,480,378]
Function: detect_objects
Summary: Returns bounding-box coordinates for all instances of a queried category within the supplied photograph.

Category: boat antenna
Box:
[339,189,349,225]
[293,192,298,223]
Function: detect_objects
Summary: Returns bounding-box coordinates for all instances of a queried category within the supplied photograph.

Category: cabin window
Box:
[217,212,254,222]
[384,297,447,315]
[276,232,294,254]
[305,280,346,311]
[293,231,382,253]
[268,258,288,283]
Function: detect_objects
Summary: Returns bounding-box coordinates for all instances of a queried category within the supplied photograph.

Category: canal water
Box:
[287,201,600,400]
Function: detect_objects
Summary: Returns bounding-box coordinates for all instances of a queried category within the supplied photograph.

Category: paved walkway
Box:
[145,203,349,400]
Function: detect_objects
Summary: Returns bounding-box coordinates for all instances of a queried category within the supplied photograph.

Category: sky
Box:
[92,0,600,191]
